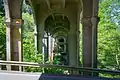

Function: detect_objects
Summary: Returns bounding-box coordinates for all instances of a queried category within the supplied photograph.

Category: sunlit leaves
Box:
[0,16,6,60]
[98,0,120,72]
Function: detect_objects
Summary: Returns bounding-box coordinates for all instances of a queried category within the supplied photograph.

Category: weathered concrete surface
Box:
[0,71,119,80]
[29,0,82,72]
[4,0,22,71]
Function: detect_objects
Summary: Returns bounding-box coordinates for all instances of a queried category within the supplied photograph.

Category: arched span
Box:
[44,13,70,36]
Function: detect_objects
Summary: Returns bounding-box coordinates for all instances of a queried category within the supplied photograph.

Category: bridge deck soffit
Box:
[28,0,82,10]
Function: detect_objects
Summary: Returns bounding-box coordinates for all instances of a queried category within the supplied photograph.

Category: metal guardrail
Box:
[0,60,120,75]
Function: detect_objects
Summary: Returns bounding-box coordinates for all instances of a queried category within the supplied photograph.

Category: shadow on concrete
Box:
[38,73,120,80]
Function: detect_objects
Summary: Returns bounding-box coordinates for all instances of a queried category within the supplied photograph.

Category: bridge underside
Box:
[3,0,99,76]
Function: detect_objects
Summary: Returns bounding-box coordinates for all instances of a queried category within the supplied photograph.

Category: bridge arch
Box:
[44,13,70,36]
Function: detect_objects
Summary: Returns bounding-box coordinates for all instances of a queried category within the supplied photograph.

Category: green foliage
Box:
[0,16,6,60]
[0,0,4,16]
[44,68,64,74]
[98,0,120,77]
[22,0,120,75]
[0,0,119,76]
[22,13,43,72]
[22,9,64,73]
[22,0,33,14]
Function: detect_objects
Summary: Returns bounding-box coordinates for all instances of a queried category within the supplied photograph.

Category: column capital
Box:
[82,16,100,27]
[91,16,100,24]
[82,17,92,27]
[5,18,24,27]
[11,19,24,27]
[5,17,11,26]
[91,16,100,28]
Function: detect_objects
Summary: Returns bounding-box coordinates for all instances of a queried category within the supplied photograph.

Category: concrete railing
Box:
[0,60,120,75]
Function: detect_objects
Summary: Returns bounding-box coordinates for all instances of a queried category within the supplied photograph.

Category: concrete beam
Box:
[82,0,93,17]
[62,0,66,8]
[45,0,51,9]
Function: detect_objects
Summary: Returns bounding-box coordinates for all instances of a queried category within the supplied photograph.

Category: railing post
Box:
[0,58,1,70]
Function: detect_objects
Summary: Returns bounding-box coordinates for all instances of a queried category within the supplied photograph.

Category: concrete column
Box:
[91,0,99,70]
[68,34,77,66]
[34,25,38,54]
[68,21,79,74]
[37,23,44,54]
[37,22,45,66]
[4,0,11,71]
[82,17,92,75]
[43,33,48,61]
[5,22,11,71]
[37,24,40,53]
[4,0,22,71]
[5,19,22,71]
[82,16,99,76]
[48,35,52,61]
[91,16,99,76]
[11,19,22,71]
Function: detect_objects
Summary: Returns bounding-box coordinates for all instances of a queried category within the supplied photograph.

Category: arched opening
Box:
[43,13,70,65]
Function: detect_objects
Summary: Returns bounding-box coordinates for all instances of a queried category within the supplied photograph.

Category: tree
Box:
[98,0,120,77]
[22,12,44,72]
[0,0,4,16]
[0,16,6,60]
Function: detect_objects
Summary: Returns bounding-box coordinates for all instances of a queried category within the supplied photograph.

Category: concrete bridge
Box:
[4,0,98,71]
[1,0,120,79]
